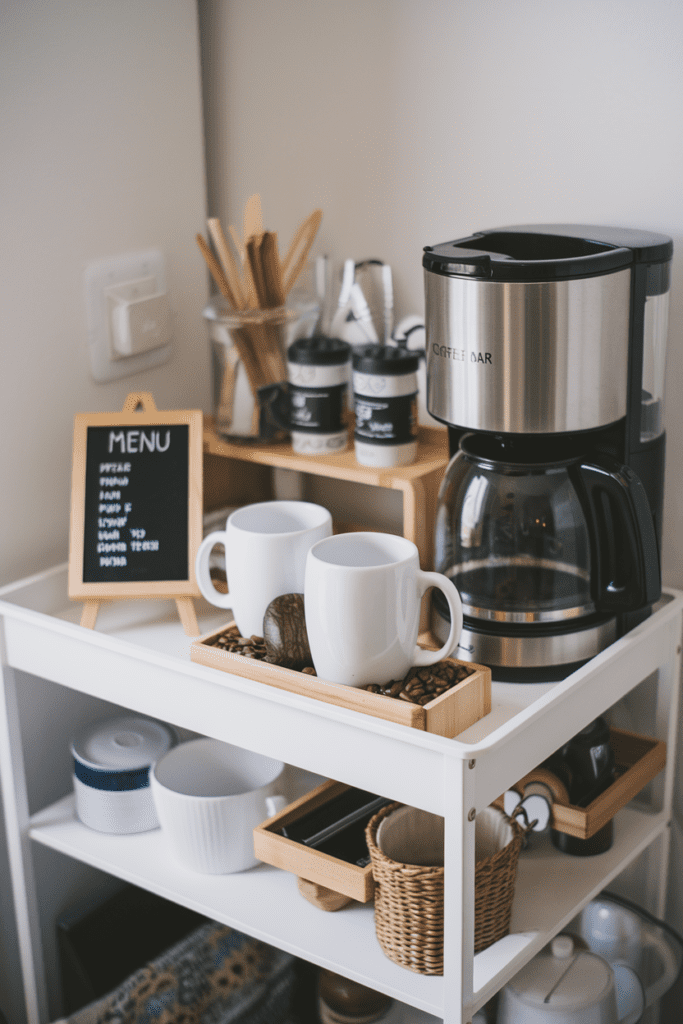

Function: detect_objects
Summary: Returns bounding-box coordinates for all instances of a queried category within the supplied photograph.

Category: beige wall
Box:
[0,0,210,589]
[199,0,683,931]
[199,0,683,581]
[0,3,208,1020]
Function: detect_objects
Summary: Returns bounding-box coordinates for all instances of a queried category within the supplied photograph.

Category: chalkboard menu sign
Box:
[69,393,203,632]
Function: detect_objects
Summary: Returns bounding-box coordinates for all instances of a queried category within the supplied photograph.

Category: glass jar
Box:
[204,296,318,444]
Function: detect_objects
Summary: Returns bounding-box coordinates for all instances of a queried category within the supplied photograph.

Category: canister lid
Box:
[71,716,176,771]
[288,336,351,365]
[352,345,419,375]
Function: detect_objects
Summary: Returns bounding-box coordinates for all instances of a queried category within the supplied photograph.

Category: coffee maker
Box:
[424,225,672,679]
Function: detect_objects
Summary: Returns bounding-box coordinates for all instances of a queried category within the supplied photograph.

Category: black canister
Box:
[287,336,351,455]
[548,717,616,856]
[352,345,419,467]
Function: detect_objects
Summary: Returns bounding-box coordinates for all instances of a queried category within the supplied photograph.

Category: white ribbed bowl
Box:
[150,738,285,874]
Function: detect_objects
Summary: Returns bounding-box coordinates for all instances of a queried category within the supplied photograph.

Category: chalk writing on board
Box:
[82,423,189,584]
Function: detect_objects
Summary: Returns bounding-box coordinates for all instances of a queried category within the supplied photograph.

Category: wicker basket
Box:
[365,802,526,975]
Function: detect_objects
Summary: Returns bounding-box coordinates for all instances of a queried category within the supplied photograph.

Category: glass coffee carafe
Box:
[433,433,660,677]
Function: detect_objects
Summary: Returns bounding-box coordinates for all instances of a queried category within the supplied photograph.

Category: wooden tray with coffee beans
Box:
[190,595,491,738]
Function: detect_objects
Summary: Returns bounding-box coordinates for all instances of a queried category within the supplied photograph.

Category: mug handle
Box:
[195,531,233,609]
[412,571,463,667]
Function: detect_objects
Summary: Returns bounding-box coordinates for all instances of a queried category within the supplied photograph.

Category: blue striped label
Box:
[74,759,150,791]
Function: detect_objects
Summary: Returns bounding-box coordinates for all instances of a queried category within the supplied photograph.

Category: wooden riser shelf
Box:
[202,420,450,573]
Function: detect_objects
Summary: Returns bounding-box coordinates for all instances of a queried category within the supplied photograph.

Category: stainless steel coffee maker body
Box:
[425,225,672,678]
[426,268,632,436]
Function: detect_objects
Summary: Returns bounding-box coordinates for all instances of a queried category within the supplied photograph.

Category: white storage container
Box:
[71,715,177,834]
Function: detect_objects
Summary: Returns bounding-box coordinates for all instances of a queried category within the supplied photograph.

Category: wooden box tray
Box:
[190,622,491,738]
[508,727,667,840]
[253,779,375,903]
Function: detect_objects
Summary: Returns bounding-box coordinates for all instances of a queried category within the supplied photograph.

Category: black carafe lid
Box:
[423,225,672,281]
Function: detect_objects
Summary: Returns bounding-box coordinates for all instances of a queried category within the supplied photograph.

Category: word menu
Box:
[81,424,189,584]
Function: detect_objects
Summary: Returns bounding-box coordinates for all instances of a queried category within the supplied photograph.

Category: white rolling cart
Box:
[0,565,681,1024]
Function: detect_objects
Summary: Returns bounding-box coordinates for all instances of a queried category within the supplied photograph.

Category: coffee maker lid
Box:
[423,224,673,282]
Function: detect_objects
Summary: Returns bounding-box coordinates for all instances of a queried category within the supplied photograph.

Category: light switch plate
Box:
[84,250,172,382]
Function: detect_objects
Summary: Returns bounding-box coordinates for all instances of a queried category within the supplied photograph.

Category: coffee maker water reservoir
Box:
[424,226,672,677]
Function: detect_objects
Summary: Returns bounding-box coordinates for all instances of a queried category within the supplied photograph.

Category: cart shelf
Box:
[1,564,681,1024]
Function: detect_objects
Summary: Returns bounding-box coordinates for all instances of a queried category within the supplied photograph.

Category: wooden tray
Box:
[506,727,666,840]
[191,622,491,738]
[253,779,375,903]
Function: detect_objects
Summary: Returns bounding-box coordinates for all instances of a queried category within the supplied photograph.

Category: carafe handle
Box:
[574,461,660,612]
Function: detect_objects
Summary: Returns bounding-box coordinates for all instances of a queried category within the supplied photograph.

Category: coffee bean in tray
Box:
[210,624,268,660]
[363,661,472,705]
[209,616,471,705]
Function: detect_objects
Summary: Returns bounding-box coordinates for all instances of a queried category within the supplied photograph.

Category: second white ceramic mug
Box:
[150,738,286,874]
[304,532,463,687]
[195,500,332,637]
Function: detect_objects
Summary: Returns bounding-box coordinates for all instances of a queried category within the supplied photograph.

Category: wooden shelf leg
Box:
[176,598,200,637]
[0,630,49,1024]
[80,600,100,630]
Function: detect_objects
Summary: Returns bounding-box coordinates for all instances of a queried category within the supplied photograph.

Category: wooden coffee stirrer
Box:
[195,232,239,311]
[196,231,267,400]
[243,192,263,242]
[244,230,288,383]
[230,223,259,309]
[207,217,247,310]
[281,208,323,296]
[257,231,288,383]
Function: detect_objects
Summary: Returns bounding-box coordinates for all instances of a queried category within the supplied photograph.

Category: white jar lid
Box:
[71,716,176,771]
[507,939,613,1010]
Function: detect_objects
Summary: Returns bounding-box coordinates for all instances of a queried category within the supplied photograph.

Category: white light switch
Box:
[84,250,173,382]
[108,279,171,357]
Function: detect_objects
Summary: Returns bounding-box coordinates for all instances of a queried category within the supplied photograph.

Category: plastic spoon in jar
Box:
[329,258,356,336]
[381,263,394,343]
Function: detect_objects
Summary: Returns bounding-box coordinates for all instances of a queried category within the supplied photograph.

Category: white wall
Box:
[199,0,683,924]
[0,0,210,588]
[0,2,208,1020]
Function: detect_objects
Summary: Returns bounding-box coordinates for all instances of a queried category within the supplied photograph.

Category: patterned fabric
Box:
[57,922,296,1024]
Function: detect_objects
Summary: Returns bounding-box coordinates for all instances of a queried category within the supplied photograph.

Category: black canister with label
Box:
[287,336,351,454]
[352,345,419,467]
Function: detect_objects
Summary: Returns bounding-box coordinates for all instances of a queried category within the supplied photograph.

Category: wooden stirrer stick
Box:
[207,218,246,309]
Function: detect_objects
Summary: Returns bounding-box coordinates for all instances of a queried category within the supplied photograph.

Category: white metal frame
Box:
[1,564,681,1024]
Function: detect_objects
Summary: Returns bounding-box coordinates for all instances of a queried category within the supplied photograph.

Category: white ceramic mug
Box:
[195,500,332,637]
[150,738,286,874]
[304,532,463,687]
